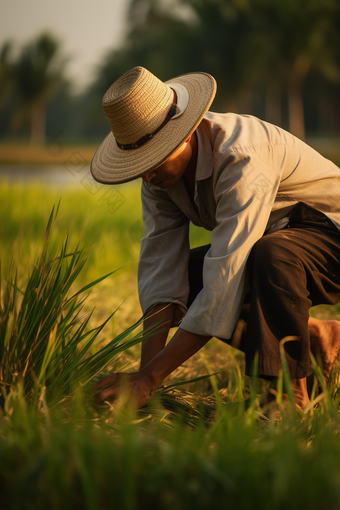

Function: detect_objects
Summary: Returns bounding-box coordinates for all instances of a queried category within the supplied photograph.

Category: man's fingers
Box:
[95,385,121,404]
[91,373,121,391]
[92,373,132,405]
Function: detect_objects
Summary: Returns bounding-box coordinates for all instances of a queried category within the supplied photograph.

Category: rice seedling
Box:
[0,203,158,411]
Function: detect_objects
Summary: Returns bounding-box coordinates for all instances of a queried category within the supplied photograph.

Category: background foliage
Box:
[1,0,340,143]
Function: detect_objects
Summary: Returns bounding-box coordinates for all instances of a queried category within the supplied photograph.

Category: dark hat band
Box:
[116,102,177,151]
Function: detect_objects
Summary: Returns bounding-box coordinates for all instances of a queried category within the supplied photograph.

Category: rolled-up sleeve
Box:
[138,182,190,326]
[180,153,282,339]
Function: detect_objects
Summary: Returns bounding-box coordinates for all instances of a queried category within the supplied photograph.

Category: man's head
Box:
[141,134,195,189]
[91,66,216,185]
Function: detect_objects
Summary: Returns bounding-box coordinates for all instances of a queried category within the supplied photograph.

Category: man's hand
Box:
[92,371,157,409]
[92,327,211,410]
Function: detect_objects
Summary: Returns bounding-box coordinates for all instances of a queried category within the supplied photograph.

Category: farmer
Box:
[91,66,340,410]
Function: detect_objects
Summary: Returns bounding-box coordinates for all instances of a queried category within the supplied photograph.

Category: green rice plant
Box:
[0,204,154,409]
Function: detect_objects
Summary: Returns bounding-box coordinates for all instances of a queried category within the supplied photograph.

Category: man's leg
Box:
[309,316,340,380]
[245,204,340,406]
[187,206,340,408]
[187,236,340,377]
[187,244,210,308]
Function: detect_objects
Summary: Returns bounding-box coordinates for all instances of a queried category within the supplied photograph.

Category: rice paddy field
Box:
[2,174,340,510]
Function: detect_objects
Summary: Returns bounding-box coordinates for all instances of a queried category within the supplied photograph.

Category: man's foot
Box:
[260,377,309,410]
[309,317,340,380]
[290,377,309,409]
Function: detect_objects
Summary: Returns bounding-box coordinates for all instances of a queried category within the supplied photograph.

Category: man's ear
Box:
[185,135,192,143]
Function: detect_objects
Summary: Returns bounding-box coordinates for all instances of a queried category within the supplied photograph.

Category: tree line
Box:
[1,0,340,143]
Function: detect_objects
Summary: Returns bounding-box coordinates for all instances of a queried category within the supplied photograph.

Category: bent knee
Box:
[248,232,300,274]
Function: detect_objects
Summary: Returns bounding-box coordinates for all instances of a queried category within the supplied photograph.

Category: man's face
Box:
[141,138,192,189]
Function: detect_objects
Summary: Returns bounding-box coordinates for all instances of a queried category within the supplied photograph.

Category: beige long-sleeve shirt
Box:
[138,112,340,339]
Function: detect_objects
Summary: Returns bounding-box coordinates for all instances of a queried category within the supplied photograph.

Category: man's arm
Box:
[140,303,176,368]
[93,326,211,407]
[143,327,211,388]
[138,182,190,327]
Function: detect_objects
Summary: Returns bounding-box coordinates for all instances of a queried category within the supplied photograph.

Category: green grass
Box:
[0,180,211,281]
[2,182,340,510]
[0,180,211,338]
[3,396,340,510]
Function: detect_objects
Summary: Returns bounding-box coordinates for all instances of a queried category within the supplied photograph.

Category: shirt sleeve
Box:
[138,181,190,326]
[180,152,282,339]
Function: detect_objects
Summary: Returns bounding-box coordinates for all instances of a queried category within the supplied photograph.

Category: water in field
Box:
[0,164,91,186]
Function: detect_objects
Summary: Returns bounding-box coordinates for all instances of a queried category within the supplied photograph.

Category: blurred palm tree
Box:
[92,0,257,113]
[0,42,13,112]
[10,32,65,143]
[88,0,340,138]
[253,0,340,140]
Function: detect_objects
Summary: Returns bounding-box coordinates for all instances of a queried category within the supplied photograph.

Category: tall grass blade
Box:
[279,335,297,406]
[0,205,149,410]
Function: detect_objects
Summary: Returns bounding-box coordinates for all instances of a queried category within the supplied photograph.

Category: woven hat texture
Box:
[91,66,216,184]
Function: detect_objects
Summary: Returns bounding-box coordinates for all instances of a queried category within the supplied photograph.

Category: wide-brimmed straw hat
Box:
[91,66,216,184]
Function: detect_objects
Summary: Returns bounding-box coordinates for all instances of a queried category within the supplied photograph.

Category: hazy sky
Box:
[0,0,128,92]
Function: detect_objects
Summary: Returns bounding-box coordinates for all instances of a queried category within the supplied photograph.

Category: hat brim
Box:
[90,72,216,185]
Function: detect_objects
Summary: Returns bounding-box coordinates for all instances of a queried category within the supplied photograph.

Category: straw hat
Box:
[91,66,216,184]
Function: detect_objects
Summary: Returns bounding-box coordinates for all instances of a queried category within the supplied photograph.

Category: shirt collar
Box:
[195,118,214,182]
